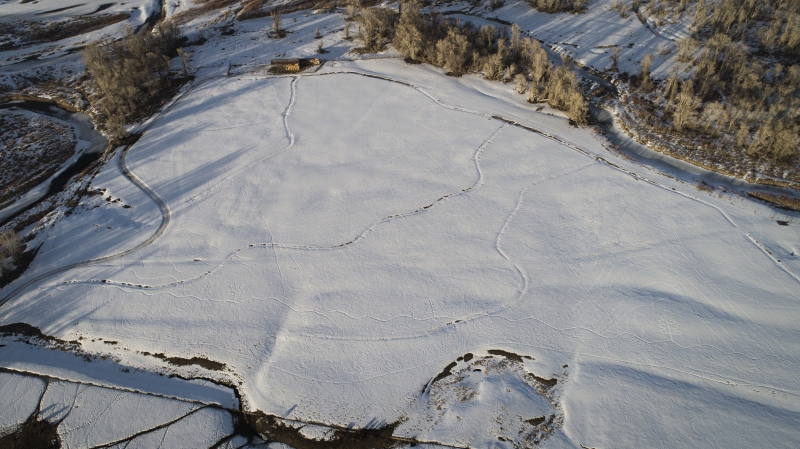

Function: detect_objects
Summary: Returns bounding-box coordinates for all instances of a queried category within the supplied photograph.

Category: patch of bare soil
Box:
[0,110,77,206]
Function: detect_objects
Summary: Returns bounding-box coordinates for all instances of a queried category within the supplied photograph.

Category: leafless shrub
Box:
[529,0,587,13]
[390,8,587,122]
[672,81,701,132]
[238,0,266,20]
[640,53,653,92]
[610,0,629,17]
[676,36,697,62]
[610,46,620,72]
[177,48,190,77]
[0,230,21,275]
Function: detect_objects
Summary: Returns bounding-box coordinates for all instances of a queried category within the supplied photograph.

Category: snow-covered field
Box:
[1,53,799,447]
[0,3,799,448]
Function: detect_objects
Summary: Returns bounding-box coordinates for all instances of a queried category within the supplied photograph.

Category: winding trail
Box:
[0,141,172,309]
[0,67,748,310]
[0,79,200,309]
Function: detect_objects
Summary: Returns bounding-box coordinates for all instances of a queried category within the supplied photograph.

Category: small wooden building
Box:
[270,58,322,73]
[271,59,301,72]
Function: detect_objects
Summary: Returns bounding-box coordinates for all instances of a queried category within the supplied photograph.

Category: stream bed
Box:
[0,101,108,226]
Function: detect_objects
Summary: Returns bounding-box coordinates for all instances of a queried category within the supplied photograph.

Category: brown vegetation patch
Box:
[0,111,77,206]
[246,413,403,449]
[747,192,800,212]
[528,0,588,14]
[140,351,227,371]
[0,13,129,51]
[173,0,242,24]
[0,322,52,341]
[487,349,534,362]
[0,244,41,289]
[613,0,800,186]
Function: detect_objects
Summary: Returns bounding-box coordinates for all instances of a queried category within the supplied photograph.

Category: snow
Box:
[0,0,158,24]
[444,0,690,79]
[0,4,799,448]
[0,339,239,408]
[0,371,45,435]
[40,381,201,448]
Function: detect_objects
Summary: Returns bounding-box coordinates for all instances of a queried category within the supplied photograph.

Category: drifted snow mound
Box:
[406,350,565,448]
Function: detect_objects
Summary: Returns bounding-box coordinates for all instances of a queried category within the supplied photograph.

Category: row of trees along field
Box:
[353,0,589,124]
[82,21,184,140]
[623,0,799,164]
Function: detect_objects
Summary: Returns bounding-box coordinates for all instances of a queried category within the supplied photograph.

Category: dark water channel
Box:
[0,101,108,226]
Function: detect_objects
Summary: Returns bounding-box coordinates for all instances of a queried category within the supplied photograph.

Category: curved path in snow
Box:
[0,80,200,309]
[0,139,172,309]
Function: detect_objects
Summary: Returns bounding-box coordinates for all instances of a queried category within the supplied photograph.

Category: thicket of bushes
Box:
[82,21,182,139]
[528,0,588,14]
[353,0,588,123]
[621,0,799,164]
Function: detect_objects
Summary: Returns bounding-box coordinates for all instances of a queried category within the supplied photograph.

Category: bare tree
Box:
[566,89,588,124]
[83,25,177,139]
[640,53,653,91]
[271,7,284,38]
[676,36,697,62]
[664,68,680,101]
[177,48,190,77]
[610,46,620,72]
[515,73,528,94]
[673,81,701,132]
[393,0,424,59]
[435,27,470,74]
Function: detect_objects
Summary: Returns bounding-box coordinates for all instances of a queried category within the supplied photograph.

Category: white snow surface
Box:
[0,371,45,435]
[0,7,799,447]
